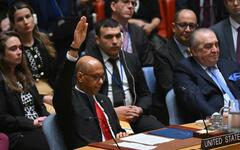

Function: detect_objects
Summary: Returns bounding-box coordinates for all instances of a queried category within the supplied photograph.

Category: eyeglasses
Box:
[84,73,106,82]
[175,22,198,30]
[227,0,240,4]
[119,0,137,7]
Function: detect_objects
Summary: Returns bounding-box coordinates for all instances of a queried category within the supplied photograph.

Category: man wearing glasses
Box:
[173,28,240,123]
[211,0,240,63]
[53,17,127,149]
[86,0,154,67]
[152,9,198,125]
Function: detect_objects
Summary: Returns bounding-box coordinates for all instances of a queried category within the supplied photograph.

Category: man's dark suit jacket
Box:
[152,38,185,125]
[173,57,240,123]
[85,23,154,67]
[211,18,236,62]
[86,48,152,112]
[85,48,164,133]
[53,59,124,149]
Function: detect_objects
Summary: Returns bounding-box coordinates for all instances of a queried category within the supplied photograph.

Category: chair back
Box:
[142,66,156,93]
[42,114,67,150]
[166,89,183,125]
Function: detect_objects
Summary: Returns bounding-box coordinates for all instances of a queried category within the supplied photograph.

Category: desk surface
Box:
[76,123,240,150]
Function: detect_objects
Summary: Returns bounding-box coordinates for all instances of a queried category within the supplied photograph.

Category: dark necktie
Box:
[108,58,125,107]
[236,27,240,63]
[94,98,112,140]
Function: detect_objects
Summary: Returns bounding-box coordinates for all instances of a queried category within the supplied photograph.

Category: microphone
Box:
[85,116,122,150]
[177,86,209,135]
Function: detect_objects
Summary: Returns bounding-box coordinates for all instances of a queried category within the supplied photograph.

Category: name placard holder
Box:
[201,132,240,149]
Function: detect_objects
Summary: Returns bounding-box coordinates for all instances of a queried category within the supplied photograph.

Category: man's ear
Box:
[95,35,100,45]
[111,1,117,12]
[77,72,84,83]
[172,22,176,33]
[190,48,197,57]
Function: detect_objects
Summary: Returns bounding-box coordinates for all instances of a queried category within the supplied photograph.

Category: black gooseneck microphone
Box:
[178,86,209,135]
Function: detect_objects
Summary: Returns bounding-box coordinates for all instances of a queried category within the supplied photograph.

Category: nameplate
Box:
[201,132,240,149]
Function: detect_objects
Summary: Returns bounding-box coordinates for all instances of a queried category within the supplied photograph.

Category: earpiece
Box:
[33,13,38,25]
[120,50,136,105]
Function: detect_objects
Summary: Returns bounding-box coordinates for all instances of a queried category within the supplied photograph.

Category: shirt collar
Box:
[75,85,86,93]
[229,17,240,31]
[196,61,218,71]
[120,24,129,31]
[75,85,96,98]
[99,49,120,64]
[174,36,188,54]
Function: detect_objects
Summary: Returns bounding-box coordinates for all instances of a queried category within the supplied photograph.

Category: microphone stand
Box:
[86,116,122,150]
[178,86,209,136]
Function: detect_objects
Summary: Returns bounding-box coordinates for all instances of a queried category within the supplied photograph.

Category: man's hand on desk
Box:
[116,132,129,139]
[114,106,143,122]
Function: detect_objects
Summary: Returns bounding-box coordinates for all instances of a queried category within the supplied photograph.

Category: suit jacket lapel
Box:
[191,58,221,91]
[86,94,97,116]
[223,19,235,61]
[13,92,25,113]
[95,95,110,115]
[128,24,136,53]
[217,18,236,61]
[168,38,185,62]
[119,52,134,91]
[217,60,240,99]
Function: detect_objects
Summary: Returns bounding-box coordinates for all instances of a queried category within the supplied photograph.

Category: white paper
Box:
[116,142,157,150]
[120,133,174,145]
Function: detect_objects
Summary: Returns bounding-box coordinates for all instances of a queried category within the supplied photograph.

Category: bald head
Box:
[76,55,103,74]
[173,9,198,46]
[174,9,197,23]
[76,55,105,95]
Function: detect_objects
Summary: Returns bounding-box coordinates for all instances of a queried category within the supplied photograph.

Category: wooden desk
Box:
[76,123,240,150]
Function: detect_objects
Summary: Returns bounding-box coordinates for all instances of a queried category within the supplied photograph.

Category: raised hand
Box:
[71,16,88,49]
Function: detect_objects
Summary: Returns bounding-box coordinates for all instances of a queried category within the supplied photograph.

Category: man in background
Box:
[86,18,164,133]
[53,16,127,149]
[152,9,198,125]
[174,28,240,123]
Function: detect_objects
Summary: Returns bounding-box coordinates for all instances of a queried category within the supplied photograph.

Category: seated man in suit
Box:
[152,9,198,125]
[173,28,240,123]
[86,18,164,133]
[53,16,127,149]
[85,0,154,66]
[211,0,240,62]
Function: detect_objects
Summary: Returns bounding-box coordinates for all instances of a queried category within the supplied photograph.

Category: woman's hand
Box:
[33,116,47,127]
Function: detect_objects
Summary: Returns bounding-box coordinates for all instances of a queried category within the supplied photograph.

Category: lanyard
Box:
[106,61,124,87]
